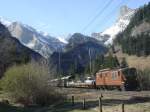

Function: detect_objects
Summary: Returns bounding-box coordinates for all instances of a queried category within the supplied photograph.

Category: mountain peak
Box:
[0,17,12,26]
[119,5,133,18]
[92,5,136,45]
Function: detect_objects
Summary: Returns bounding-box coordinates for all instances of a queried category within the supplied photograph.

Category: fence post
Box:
[83,98,85,109]
[71,96,74,106]
[99,96,102,112]
[122,103,125,112]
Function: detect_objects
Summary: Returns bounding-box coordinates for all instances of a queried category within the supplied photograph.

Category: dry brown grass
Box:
[115,51,150,70]
[0,88,150,112]
[93,102,150,112]
[58,88,150,112]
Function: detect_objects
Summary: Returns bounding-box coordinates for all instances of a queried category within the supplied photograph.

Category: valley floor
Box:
[0,88,150,112]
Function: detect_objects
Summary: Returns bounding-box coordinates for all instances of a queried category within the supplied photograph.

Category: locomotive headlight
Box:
[122,81,125,84]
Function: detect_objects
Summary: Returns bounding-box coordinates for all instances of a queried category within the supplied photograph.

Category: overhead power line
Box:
[91,0,130,32]
[81,0,114,33]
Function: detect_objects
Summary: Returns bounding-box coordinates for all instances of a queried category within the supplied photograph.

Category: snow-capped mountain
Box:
[0,18,65,58]
[91,5,136,45]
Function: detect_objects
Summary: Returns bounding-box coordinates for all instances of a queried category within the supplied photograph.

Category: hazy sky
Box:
[0,0,149,36]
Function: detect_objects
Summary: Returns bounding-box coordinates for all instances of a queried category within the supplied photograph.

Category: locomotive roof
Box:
[98,67,129,73]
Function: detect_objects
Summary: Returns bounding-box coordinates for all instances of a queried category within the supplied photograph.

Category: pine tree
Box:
[120,57,128,68]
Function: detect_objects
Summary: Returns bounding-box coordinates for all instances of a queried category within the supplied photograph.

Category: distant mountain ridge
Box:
[0,18,65,58]
[91,5,136,45]
[65,33,103,50]
[50,33,107,75]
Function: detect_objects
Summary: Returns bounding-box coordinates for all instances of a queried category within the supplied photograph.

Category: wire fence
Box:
[66,93,150,112]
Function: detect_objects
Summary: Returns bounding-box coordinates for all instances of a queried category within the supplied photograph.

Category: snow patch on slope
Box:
[57,36,68,44]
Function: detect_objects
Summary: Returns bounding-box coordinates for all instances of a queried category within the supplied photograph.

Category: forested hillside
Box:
[50,40,107,76]
[115,2,150,56]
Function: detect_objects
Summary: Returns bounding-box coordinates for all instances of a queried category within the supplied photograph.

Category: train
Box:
[50,67,139,91]
[95,67,138,90]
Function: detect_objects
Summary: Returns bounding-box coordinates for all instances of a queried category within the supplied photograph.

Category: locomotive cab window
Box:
[112,71,118,80]
[118,71,121,76]
[99,74,102,78]
[100,74,102,78]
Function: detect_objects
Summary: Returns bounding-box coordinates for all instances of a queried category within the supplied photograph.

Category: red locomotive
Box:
[95,67,138,90]
[96,68,126,90]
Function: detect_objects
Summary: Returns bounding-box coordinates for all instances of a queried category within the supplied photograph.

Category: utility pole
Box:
[75,58,77,72]
[58,50,61,76]
[57,47,61,77]
[89,48,92,75]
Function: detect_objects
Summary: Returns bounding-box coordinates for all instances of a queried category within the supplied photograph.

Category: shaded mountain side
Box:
[115,2,150,56]
[110,44,150,70]
[0,23,43,77]
[50,41,107,75]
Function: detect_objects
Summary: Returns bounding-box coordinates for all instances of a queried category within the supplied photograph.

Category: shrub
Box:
[0,61,64,106]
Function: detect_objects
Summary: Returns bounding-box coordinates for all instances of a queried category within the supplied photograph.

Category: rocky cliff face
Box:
[8,22,65,58]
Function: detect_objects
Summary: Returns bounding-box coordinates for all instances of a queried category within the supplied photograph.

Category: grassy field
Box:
[0,88,150,112]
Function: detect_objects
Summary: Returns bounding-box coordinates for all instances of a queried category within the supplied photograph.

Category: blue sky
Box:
[0,0,150,36]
